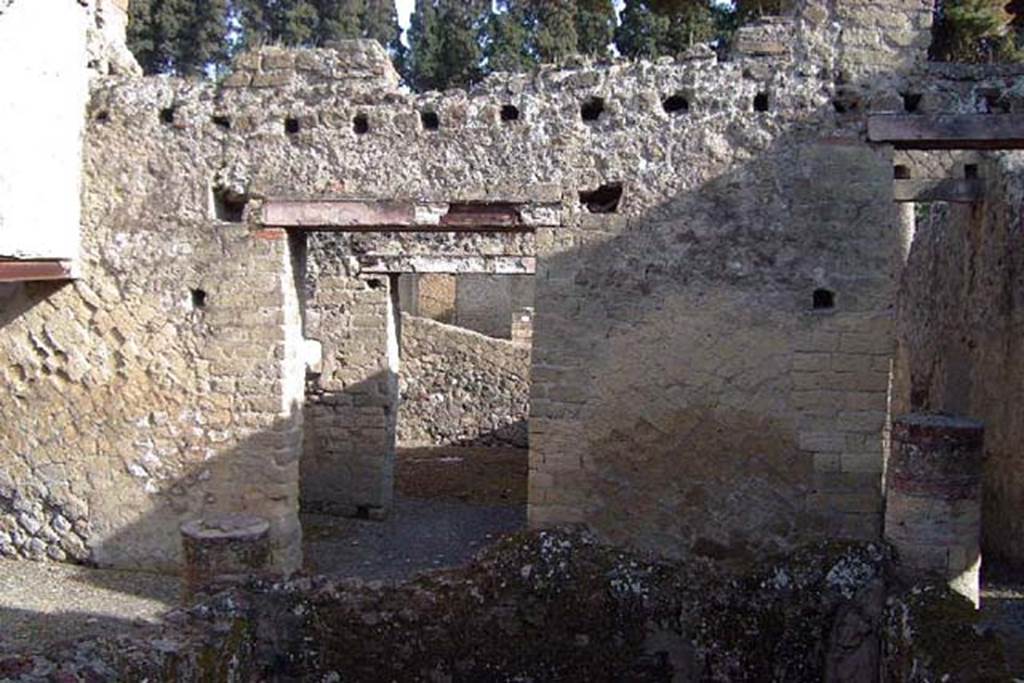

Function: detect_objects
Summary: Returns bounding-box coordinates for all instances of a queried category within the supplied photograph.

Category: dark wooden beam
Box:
[893,178,985,203]
[868,114,1024,150]
[0,260,75,283]
[262,199,548,232]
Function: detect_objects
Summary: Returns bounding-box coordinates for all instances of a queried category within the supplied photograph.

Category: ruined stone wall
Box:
[301,229,533,514]
[0,0,953,570]
[302,236,398,518]
[401,273,536,339]
[896,151,1024,566]
[398,314,530,448]
[0,71,307,571]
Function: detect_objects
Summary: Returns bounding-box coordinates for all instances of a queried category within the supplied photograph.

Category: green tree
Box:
[576,0,617,58]
[615,0,715,59]
[360,0,405,58]
[484,0,588,69]
[128,0,230,75]
[615,0,666,59]
[652,0,715,52]
[407,0,487,90]
[486,5,534,73]
[532,0,579,63]
[931,0,1019,62]
[734,0,789,21]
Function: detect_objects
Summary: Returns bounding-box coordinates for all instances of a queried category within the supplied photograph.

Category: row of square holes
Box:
[115,90,1015,133]
[282,92,768,134]
[144,92,772,135]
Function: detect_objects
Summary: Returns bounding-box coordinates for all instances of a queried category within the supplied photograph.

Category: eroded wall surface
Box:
[0,0,974,570]
[398,314,530,448]
[897,152,1024,566]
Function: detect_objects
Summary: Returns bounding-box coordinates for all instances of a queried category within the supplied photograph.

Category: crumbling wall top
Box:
[224,40,400,92]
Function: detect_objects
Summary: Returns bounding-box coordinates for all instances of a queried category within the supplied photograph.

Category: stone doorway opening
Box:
[263,198,554,578]
[394,271,534,508]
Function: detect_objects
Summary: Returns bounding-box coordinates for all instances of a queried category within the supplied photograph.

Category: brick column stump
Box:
[181,513,271,600]
[885,413,984,606]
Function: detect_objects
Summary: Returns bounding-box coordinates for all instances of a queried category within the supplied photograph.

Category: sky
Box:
[395,0,414,29]
[394,1,629,31]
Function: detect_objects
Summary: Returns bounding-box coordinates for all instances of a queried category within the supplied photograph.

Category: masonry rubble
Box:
[0,0,1022,606]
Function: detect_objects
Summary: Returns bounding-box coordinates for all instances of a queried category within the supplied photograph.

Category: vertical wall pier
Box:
[180,514,272,601]
[885,414,984,606]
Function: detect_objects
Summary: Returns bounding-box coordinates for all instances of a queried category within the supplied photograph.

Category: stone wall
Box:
[300,228,534,515]
[0,56,309,570]
[0,0,1006,572]
[398,314,530,448]
[301,234,398,518]
[400,273,536,339]
[896,152,1024,566]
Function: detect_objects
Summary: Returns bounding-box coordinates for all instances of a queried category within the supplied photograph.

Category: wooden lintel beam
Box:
[359,256,536,275]
[868,114,1024,150]
[261,199,543,232]
[893,178,985,204]
[0,260,76,283]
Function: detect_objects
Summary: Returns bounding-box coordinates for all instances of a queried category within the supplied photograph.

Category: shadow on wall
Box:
[0,64,912,632]
[894,164,1024,568]
[523,117,899,563]
[301,371,396,518]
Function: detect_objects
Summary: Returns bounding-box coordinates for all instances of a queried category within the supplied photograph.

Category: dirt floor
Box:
[0,559,178,654]
[303,446,529,579]
[0,446,529,653]
[979,561,1024,675]
[395,445,528,505]
[5,445,1020,673]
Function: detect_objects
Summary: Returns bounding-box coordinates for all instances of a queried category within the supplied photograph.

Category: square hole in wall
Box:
[353,113,370,135]
[500,105,520,122]
[579,182,623,213]
[581,97,605,122]
[902,92,922,113]
[159,106,176,125]
[754,92,769,112]
[212,115,231,130]
[662,94,689,114]
[894,165,911,179]
[813,289,835,310]
[964,164,979,179]
[212,185,248,223]
[421,111,440,131]
[285,117,301,135]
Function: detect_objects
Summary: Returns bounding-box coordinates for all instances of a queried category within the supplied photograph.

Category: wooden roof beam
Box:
[0,259,76,283]
[893,178,985,204]
[261,199,560,232]
[868,114,1024,150]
